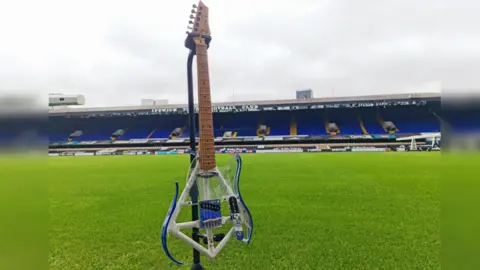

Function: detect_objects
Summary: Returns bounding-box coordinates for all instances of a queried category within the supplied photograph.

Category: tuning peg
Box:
[190,14,195,19]
[188,20,193,24]
[192,4,197,8]
[191,9,196,13]
[187,26,193,30]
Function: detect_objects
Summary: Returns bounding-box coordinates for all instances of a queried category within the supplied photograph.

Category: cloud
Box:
[0,0,478,107]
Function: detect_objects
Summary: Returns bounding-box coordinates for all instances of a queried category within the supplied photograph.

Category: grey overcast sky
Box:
[0,0,478,107]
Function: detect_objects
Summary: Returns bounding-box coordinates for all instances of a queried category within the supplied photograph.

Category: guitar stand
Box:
[186,37,204,270]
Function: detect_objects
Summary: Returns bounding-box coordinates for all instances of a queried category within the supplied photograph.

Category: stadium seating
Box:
[262,111,290,136]
[441,108,480,133]
[50,103,480,142]
[49,117,76,142]
[49,115,189,142]
[380,107,441,133]
[327,110,363,135]
[213,113,258,137]
[295,110,324,135]
[359,110,385,135]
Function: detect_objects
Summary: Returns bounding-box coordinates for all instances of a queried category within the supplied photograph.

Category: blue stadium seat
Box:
[328,110,363,135]
[263,111,290,136]
[213,113,258,137]
[443,109,480,133]
[296,110,324,136]
[359,110,385,135]
[382,107,440,134]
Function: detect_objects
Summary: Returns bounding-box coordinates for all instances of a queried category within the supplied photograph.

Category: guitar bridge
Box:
[199,199,222,229]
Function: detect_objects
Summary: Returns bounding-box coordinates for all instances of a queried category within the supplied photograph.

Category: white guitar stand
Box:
[161,152,254,265]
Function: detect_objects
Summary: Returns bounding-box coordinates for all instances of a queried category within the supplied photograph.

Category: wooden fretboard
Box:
[195,37,216,171]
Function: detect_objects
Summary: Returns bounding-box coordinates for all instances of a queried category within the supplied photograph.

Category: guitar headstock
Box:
[186,1,210,37]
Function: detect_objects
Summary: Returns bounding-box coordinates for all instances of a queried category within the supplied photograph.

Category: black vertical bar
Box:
[187,50,205,270]
[187,50,197,167]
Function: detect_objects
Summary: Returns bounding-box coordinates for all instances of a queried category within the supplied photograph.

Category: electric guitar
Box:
[161,1,253,265]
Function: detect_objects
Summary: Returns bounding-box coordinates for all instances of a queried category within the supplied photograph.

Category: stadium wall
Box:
[48,140,433,157]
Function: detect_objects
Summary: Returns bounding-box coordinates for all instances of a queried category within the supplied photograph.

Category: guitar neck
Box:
[195,41,216,171]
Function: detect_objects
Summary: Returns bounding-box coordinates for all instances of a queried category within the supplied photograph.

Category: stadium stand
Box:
[49,109,443,142]
[48,92,477,154]
[440,107,480,133]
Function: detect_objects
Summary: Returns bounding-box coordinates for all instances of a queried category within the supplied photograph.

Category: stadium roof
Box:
[49,92,440,114]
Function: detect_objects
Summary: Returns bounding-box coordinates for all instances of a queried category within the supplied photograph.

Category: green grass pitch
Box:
[46,152,441,269]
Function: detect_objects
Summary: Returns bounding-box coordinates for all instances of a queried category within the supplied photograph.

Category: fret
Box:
[195,39,216,171]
